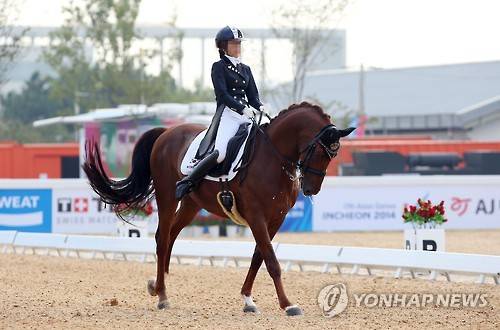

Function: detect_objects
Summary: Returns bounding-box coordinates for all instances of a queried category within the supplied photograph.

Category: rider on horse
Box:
[175,26,269,200]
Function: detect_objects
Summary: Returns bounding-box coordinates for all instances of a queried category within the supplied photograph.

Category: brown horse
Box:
[83,101,354,316]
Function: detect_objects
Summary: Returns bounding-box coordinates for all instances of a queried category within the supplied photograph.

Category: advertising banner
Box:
[280,192,313,232]
[52,189,118,234]
[313,177,500,231]
[0,189,52,232]
[1,176,499,234]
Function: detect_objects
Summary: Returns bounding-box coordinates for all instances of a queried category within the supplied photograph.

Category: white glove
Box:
[242,107,255,119]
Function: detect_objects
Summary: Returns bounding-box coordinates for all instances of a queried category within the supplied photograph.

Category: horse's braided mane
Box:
[260,101,331,129]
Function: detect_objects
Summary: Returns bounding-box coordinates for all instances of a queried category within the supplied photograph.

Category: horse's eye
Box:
[331,142,340,149]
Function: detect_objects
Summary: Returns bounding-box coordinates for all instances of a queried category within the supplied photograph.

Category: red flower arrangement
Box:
[114,201,154,218]
[402,198,447,229]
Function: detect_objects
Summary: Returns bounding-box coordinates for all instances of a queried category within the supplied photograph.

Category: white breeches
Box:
[214,106,252,163]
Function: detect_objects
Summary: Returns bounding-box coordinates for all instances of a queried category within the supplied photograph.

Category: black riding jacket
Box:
[211,56,263,114]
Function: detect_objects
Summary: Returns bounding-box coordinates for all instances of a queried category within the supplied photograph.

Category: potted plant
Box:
[114,201,154,238]
[402,199,447,251]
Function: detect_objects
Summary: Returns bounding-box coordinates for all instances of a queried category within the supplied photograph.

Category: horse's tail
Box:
[82,127,166,217]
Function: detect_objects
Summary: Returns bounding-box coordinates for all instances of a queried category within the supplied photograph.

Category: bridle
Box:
[297,124,340,178]
[255,113,340,182]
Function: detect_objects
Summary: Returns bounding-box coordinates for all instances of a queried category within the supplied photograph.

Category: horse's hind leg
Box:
[147,184,177,309]
[165,196,201,274]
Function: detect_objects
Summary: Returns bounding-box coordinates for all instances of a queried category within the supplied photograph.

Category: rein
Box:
[257,125,300,181]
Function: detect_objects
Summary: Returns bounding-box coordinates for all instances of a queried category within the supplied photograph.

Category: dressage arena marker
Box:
[1,231,499,285]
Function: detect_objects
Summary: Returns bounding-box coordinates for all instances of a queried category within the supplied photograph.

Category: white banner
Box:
[52,189,118,234]
[313,176,500,231]
[51,184,158,235]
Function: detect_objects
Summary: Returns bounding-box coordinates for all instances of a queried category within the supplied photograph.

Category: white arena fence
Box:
[1,231,499,285]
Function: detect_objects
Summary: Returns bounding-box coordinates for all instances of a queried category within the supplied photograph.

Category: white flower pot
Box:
[192,226,204,237]
[226,225,239,238]
[116,217,149,238]
[404,228,445,251]
[208,225,220,238]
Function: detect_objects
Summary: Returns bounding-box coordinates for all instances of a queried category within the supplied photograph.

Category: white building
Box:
[296,61,500,140]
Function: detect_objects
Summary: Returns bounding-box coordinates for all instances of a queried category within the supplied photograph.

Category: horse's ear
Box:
[338,127,356,138]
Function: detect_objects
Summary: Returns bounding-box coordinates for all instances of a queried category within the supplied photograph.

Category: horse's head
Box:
[262,102,355,195]
[299,125,355,196]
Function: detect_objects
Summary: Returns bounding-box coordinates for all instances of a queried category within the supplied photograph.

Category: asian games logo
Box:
[450,197,471,216]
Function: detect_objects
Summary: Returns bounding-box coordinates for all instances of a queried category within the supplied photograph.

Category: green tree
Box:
[0,72,73,143]
[0,0,28,86]
[2,72,61,123]
[43,0,211,114]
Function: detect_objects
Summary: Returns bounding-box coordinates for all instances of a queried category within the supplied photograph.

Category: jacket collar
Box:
[221,56,246,78]
[225,54,241,66]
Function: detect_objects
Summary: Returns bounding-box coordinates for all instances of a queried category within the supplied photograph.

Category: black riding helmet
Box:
[215,26,244,49]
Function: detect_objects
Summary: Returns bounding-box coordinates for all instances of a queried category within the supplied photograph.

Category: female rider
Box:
[175,26,268,200]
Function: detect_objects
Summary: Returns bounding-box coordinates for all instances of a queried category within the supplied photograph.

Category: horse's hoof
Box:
[147,279,157,296]
[242,295,259,314]
[157,299,170,310]
[243,304,259,313]
[285,305,303,316]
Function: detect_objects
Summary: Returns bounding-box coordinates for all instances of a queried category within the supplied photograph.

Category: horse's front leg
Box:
[240,247,262,313]
[240,220,282,314]
[249,218,303,316]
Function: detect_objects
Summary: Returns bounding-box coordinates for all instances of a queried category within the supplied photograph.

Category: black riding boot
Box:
[175,150,220,200]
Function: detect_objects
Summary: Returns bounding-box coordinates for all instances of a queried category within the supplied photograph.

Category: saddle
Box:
[180,121,258,183]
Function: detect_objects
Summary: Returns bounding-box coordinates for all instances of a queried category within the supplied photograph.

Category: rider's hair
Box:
[216,40,228,59]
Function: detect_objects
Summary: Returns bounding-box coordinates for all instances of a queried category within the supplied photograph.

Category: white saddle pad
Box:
[180,126,252,182]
